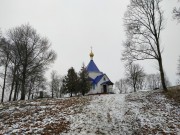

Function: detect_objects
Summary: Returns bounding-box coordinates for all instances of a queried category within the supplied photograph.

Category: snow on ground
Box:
[0,90,179,135]
[62,94,126,135]
[0,97,90,134]
[62,91,180,135]
[122,90,180,135]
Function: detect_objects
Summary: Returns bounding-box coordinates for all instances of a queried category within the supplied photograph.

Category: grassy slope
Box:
[123,89,180,135]
[0,97,90,134]
[0,89,179,135]
[165,89,180,103]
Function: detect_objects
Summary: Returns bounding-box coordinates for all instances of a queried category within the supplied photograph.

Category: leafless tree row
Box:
[0,24,56,102]
[115,71,171,94]
[115,63,145,93]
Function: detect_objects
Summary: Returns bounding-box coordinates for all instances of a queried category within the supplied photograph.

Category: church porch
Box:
[101,81,114,93]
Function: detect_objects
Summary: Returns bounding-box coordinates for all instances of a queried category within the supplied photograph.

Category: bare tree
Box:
[145,72,171,90]
[13,69,21,101]
[115,78,130,93]
[123,0,167,91]
[50,70,63,98]
[0,38,11,102]
[8,55,21,101]
[115,80,123,93]
[50,70,56,98]
[145,73,161,90]
[125,63,145,92]
[27,70,47,100]
[55,76,63,98]
[173,0,180,22]
[7,24,56,100]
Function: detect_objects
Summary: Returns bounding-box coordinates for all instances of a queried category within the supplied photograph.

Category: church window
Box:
[93,84,95,90]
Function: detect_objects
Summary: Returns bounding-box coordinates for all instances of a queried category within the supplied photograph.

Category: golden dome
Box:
[90,50,94,58]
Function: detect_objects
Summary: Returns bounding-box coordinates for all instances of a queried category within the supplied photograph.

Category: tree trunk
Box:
[70,91,72,97]
[21,65,27,100]
[52,87,54,98]
[59,90,62,98]
[21,76,26,100]
[28,82,33,100]
[156,38,167,91]
[16,84,21,100]
[158,58,167,91]
[9,68,16,101]
[133,84,136,92]
[28,88,31,100]
[9,77,15,101]
[133,78,136,92]
[82,89,84,96]
[1,60,8,103]
[13,79,18,101]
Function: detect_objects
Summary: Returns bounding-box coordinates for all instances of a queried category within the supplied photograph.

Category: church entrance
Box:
[103,85,107,93]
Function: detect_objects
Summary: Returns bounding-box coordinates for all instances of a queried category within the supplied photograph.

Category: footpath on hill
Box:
[62,94,126,135]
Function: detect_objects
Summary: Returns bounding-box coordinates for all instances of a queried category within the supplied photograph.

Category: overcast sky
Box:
[0,0,180,85]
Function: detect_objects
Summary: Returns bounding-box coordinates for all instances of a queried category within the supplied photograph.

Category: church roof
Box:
[91,74,114,85]
[94,74,104,84]
[91,74,108,85]
[101,81,114,85]
[86,60,100,72]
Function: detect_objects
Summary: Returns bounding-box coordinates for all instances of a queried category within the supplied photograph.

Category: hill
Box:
[0,90,179,134]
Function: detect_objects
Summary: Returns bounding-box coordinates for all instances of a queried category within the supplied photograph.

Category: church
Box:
[86,49,114,94]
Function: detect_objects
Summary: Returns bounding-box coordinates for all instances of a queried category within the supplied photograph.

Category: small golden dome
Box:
[90,50,94,58]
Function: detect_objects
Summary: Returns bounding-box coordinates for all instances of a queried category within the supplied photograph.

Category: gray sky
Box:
[0,0,179,85]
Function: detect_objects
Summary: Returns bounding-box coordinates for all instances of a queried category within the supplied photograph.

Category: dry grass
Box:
[0,97,91,134]
[124,90,180,134]
[165,89,180,103]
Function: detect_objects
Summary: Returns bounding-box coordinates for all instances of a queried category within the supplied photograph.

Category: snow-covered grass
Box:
[122,90,180,135]
[0,97,90,134]
[62,94,126,135]
[0,90,179,134]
